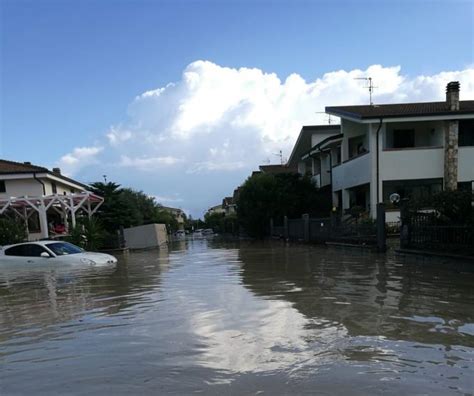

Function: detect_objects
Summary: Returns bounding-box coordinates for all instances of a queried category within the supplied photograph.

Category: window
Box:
[459,120,474,146]
[4,245,27,256]
[348,135,367,159]
[51,183,57,194]
[333,146,342,165]
[393,129,415,148]
[458,181,473,192]
[383,178,443,204]
[46,242,83,256]
[0,180,5,193]
[4,244,50,257]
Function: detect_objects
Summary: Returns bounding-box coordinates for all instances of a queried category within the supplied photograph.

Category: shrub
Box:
[236,173,332,238]
[65,217,105,251]
[0,217,27,245]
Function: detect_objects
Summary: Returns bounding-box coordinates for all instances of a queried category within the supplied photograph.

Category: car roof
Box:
[3,240,65,249]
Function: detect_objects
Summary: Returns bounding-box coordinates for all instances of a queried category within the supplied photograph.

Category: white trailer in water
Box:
[123,223,168,250]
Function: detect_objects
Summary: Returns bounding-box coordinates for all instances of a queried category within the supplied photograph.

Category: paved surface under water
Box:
[1,239,473,395]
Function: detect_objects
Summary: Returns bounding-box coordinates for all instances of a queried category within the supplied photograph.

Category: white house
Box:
[0,159,103,240]
[287,125,341,179]
[302,81,474,222]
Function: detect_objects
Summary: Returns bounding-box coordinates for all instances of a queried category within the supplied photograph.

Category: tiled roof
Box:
[301,125,341,132]
[326,100,474,120]
[302,133,344,159]
[259,164,297,174]
[0,158,88,189]
[287,125,341,167]
[0,159,48,174]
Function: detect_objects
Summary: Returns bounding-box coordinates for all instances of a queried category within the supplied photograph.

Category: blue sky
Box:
[1,0,473,216]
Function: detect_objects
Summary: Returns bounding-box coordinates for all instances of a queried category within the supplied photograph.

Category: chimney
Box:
[52,167,61,174]
[446,81,460,111]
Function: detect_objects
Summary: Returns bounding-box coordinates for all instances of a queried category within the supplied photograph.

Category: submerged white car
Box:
[0,241,117,266]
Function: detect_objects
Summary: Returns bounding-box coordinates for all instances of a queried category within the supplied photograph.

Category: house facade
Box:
[301,81,474,221]
[287,125,341,178]
[161,206,186,230]
[0,159,103,240]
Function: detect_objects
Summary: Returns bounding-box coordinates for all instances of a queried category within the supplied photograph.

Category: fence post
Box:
[400,198,410,249]
[283,216,289,240]
[376,203,386,252]
[302,214,310,242]
[270,218,274,237]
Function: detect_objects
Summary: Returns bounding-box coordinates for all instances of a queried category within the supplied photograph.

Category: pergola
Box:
[0,191,104,239]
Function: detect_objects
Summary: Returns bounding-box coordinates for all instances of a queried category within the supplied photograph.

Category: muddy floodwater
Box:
[1,239,474,395]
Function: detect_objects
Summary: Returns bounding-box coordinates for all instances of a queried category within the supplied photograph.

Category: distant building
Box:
[161,206,185,230]
[287,125,341,177]
[222,197,236,215]
[207,204,225,216]
[0,159,103,240]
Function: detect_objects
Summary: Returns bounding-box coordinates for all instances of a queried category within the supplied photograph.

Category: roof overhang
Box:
[301,134,343,160]
[287,125,341,167]
[326,107,474,124]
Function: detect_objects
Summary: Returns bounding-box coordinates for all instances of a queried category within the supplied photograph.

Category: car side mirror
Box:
[40,252,51,258]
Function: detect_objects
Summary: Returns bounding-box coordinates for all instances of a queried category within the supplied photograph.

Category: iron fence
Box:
[407,212,474,254]
[271,215,378,246]
[405,211,474,254]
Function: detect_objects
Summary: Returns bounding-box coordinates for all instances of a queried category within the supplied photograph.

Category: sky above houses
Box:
[1,0,473,217]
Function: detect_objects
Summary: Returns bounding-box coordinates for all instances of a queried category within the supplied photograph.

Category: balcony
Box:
[459,146,474,181]
[333,152,371,191]
[380,147,444,181]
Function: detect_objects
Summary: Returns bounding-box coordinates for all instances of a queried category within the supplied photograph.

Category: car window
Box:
[4,245,28,256]
[26,244,51,257]
[4,244,50,257]
[46,242,83,256]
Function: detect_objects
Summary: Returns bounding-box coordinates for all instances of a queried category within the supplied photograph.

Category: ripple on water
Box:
[1,240,474,395]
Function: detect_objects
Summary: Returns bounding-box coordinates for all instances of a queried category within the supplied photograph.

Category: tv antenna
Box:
[315,111,335,124]
[102,174,107,183]
[355,77,377,105]
[274,150,284,165]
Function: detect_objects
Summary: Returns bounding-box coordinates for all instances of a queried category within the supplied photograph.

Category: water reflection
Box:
[1,240,473,395]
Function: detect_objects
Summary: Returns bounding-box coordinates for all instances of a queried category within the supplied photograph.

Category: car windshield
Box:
[46,242,83,256]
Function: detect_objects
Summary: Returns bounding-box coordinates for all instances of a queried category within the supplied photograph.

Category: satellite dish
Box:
[389,193,401,204]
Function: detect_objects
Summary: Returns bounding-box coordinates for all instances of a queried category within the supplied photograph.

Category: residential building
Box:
[258,164,297,174]
[287,125,341,178]
[222,197,236,215]
[304,81,474,221]
[207,204,225,216]
[0,159,103,240]
[161,206,186,230]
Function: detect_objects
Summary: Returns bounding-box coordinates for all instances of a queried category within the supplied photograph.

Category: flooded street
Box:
[1,240,474,395]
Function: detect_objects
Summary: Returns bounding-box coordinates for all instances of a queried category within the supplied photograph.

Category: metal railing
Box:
[401,207,474,255]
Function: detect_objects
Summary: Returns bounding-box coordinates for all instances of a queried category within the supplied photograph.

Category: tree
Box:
[154,206,179,233]
[236,173,332,238]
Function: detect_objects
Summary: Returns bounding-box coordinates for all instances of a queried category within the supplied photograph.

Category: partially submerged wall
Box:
[123,224,168,249]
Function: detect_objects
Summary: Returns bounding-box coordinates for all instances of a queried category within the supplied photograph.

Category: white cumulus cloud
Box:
[119,155,183,170]
[58,61,474,215]
[58,146,103,176]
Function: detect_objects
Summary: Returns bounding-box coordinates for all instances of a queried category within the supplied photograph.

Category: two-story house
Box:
[0,159,103,240]
[287,125,341,180]
[318,81,474,221]
[161,206,186,230]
